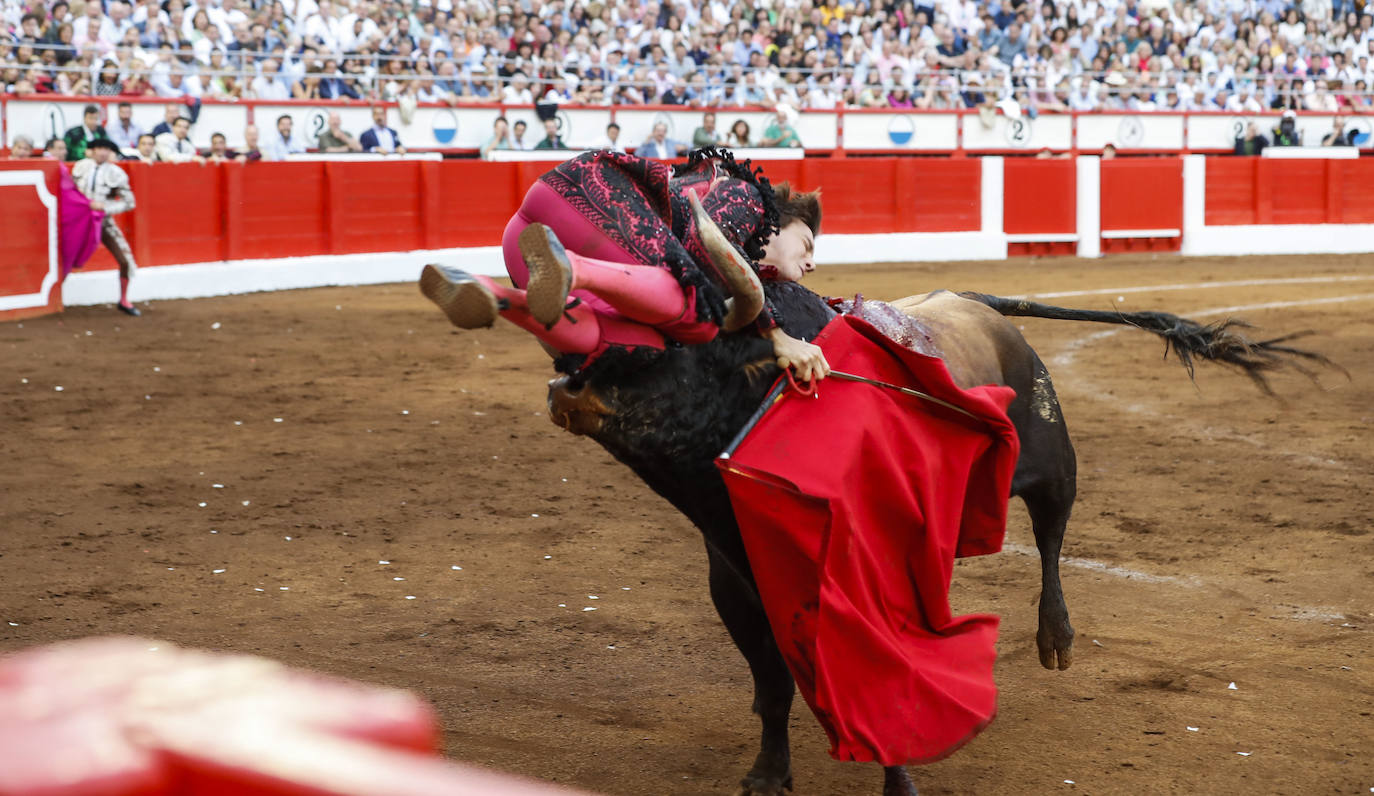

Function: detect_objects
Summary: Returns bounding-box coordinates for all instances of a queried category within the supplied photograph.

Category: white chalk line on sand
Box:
[1023,274,1374,301]
[1003,542,1201,586]
[1000,543,1351,624]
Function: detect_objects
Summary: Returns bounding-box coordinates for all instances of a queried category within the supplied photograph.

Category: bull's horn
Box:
[688,192,764,333]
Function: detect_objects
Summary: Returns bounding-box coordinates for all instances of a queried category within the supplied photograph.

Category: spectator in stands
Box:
[317,112,362,153]
[117,58,155,96]
[133,133,160,164]
[598,122,626,153]
[360,106,404,154]
[1272,110,1303,146]
[44,138,68,161]
[319,58,359,99]
[502,71,534,104]
[1322,117,1356,146]
[156,116,204,163]
[761,106,802,148]
[509,120,531,151]
[638,122,687,158]
[1101,143,1118,159]
[262,114,304,161]
[251,58,290,99]
[150,104,184,138]
[94,59,123,95]
[239,125,264,162]
[728,119,753,147]
[693,112,724,148]
[10,135,36,158]
[107,102,144,154]
[206,132,238,162]
[480,117,511,160]
[993,22,1027,68]
[534,118,567,150]
[1234,121,1270,155]
[63,104,108,161]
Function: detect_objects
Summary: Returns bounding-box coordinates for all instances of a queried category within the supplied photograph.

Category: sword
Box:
[827,370,981,421]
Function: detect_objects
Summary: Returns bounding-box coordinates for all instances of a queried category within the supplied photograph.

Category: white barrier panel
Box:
[963,113,1071,150]
[1077,113,1184,150]
[1262,146,1359,158]
[842,113,958,151]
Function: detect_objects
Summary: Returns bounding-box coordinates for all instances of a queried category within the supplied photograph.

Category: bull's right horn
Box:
[688,192,764,333]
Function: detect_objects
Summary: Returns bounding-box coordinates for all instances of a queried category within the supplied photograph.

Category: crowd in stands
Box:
[3,0,1374,116]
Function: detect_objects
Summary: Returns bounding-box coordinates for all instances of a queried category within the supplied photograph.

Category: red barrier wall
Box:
[0,160,62,320]
[1099,158,1183,253]
[1205,158,1374,227]
[1002,159,1075,235]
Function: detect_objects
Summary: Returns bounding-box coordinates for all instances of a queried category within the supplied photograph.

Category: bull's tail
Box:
[958,291,1345,394]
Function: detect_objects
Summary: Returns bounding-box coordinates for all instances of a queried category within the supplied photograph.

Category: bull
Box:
[537,266,1333,795]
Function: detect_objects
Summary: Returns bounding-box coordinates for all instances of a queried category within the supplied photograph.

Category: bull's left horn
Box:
[688,192,764,333]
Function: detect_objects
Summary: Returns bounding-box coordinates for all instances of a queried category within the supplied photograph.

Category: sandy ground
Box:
[1,253,1371,795]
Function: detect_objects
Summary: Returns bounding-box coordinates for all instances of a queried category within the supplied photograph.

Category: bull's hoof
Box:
[519,224,574,328]
[734,772,792,796]
[1037,619,1075,671]
[419,265,499,329]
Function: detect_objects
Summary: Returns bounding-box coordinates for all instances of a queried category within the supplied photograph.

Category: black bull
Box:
[526,280,1326,796]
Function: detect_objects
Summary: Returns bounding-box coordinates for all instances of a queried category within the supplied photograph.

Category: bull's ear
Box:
[688,192,763,332]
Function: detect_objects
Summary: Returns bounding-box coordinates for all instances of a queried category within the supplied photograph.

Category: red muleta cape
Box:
[715,314,1020,766]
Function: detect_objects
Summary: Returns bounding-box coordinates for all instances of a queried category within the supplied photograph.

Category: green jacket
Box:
[63,124,108,161]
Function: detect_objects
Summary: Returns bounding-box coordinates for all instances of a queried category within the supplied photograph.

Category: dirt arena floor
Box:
[2,253,1371,795]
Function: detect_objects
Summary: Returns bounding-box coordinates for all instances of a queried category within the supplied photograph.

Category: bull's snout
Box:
[547,376,612,437]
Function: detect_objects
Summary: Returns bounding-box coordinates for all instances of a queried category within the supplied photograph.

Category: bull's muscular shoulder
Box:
[889,290,1024,389]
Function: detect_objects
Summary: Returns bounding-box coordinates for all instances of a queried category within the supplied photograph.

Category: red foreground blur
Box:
[0,637,592,796]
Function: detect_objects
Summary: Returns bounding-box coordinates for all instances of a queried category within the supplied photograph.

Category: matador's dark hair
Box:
[772,183,822,236]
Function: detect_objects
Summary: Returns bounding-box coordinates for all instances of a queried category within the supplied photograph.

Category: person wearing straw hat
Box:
[71,138,142,316]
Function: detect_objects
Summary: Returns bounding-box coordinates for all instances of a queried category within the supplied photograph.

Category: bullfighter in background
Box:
[71,138,140,316]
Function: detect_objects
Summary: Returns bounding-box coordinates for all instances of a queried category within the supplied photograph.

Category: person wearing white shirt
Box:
[597,122,626,153]
[251,59,291,99]
[153,66,205,99]
[73,5,118,49]
[301,1,341,51]
[107,102,145,153]
[508,120,533,151]
[502,71,535,103]
[155,117,206,163]
[637,122,686,159]
[360,105,405,153]
[262,114,306,161]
